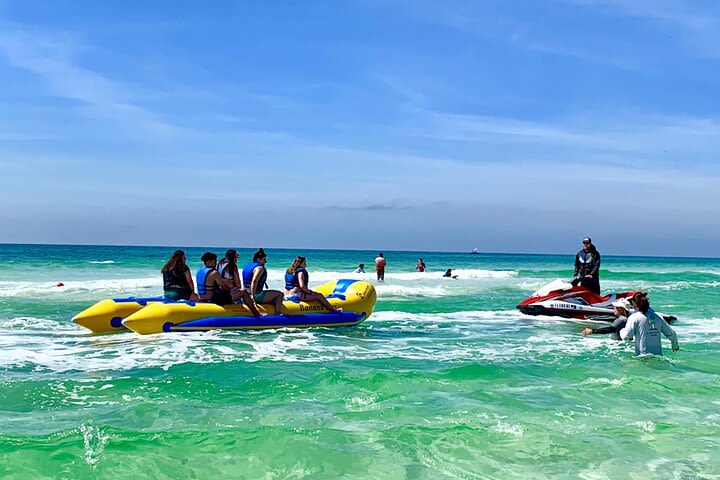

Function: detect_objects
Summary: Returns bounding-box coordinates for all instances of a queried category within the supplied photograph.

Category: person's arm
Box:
[588,252,601,277]
[211,271,233,290]
[659,317,679,351]
[233,269,242,289]
[184,270,196,294]
[592,326,617,335]
[250,266,262,294]
[298,270,312,293]
[620,316,636,340]
[573,253,580,277]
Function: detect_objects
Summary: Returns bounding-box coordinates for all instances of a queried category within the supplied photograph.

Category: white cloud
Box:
[0,25,179,137]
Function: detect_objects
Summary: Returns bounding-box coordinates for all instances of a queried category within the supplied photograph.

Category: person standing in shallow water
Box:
[620,292,679,356]
[416,258,426,272]
[582,298,632,340]
[375,253,387,281]
[571,236,601,294]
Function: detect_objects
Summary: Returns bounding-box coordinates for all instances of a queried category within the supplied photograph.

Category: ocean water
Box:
[0,244,719,479]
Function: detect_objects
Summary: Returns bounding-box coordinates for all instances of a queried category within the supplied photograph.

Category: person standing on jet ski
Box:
[570,237,601,294]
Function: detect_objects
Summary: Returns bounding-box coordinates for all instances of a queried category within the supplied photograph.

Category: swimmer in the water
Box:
[443,269,458,279]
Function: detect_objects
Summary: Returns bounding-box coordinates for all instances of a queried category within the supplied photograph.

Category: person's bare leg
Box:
[238,289,261,317]
[260,291,284,315]
[270,291,284,315]
[306,291,340,312]
[231,288,242,302]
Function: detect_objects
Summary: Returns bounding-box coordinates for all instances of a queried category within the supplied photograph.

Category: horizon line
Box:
[1,242,718,261]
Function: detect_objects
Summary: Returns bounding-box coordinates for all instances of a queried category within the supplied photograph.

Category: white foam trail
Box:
[671,317,720,343]
[0,266,518,299]
[89,261,115,264]
[263,268,517,282]
[0,316,77,332]
[492,421,524,438]
[0,277,161,298]
[1,308,714,373]
[580,377,626,388]
[369,310,522,323]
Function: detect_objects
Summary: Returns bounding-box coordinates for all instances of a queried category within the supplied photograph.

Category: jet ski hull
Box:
[517,280,676,323]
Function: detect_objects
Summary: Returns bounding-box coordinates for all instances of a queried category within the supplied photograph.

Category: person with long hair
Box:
[415,258,426,272]
[217,249,261,316]
[161,250,198,301]
[620,292,679,356]
[241,248,285,315]
[284,256,341,312]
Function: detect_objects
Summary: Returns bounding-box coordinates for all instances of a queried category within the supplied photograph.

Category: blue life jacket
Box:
[242,261,266,293]
[284,267,308,290]
[196,266,216,296]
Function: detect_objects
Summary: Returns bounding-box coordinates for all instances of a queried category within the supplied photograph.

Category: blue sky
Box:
[0,0,719,256]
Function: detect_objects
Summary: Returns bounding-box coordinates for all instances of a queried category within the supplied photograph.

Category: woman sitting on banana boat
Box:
[284,256,341,313]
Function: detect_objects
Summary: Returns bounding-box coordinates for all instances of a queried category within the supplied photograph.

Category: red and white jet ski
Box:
[516,280,676,323]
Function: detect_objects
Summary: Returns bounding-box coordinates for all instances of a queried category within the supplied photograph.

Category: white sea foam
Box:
[89,260,115,264]
[0,304,715,373]
[580,377,626,388]
[0,266,517,300]
[263,268,517,283]
[492,421,524,438]
[370,310,522,324]
[669,317,720,343]
[0,316,77,332]
[0,277,161,298]
[80,420,109,468]
[345,394,378,409]
[0,328,237,372]
[633,420,656,433]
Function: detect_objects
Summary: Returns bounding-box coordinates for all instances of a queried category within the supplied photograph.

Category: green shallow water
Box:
[1,244,719,479]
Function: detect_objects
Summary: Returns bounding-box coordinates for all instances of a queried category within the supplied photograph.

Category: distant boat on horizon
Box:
[470,248,480,254]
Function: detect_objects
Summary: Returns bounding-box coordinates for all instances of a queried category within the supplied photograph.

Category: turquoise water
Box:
[1,244,719,479]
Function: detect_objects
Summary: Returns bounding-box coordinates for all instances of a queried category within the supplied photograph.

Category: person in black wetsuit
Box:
[161,250,198,301]
[581,298,631,340]
[570,236,601,294]
[443,269,458,279]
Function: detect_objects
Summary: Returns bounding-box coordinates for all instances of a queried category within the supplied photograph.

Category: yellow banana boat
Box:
[74,280,376,335]
[72,297,166,333]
